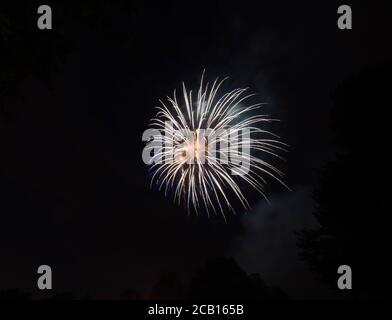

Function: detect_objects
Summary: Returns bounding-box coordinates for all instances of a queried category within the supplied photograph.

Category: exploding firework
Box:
[143,73,288,218]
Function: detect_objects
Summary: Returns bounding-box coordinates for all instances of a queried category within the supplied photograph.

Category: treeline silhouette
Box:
[0,257,287,300]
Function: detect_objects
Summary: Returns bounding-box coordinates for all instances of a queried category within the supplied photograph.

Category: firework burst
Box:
[143,73,288,218]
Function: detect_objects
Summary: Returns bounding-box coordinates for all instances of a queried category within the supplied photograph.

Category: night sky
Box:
[1,1,391,299]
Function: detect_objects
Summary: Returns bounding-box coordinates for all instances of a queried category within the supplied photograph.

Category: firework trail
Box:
[144,73,288,218]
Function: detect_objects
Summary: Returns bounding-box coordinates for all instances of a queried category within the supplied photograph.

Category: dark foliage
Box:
[188,257,288,300]
[298,62,392,298]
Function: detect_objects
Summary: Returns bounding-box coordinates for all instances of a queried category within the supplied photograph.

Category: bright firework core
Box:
[143,73,288,218]
[174,131,208,165]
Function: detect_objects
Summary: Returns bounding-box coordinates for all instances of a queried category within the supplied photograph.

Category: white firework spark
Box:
[144,73,288,218]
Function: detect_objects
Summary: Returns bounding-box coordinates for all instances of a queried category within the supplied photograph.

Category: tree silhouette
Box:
[188,257,288,300]
[298,63,392,298]
[149,271,185,300]
[0,2,138,123]
[120,288,143,300]
[0,289,31,300]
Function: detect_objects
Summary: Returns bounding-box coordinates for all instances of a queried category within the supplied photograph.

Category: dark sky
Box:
[1,1,391,299]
